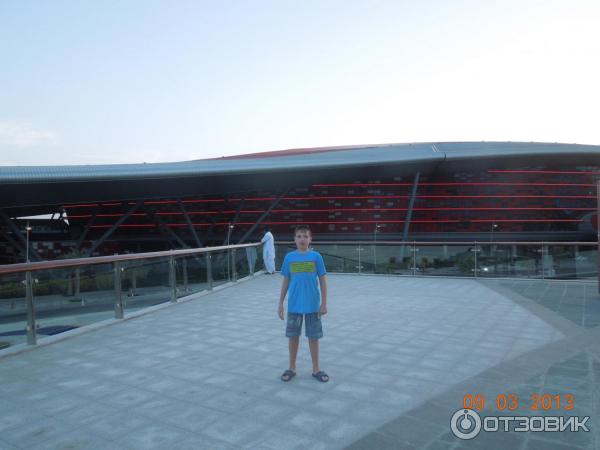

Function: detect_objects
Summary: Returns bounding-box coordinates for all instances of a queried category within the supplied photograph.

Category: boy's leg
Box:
[285,313,302,374]
[308,338,320,373]
[288,336,300,371]
[306,312,325,376]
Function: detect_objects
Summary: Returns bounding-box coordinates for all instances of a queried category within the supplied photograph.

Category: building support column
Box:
[400,173,420,261]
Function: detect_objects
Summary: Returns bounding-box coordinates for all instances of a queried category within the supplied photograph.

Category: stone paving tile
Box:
[201,414,271,448]
[1,275,594,450]
[112,423,203,450]
[1,417,69,449]
[167,433,239,450]
[0,400,47,434]
[23,430,113,450]
[76,411,157,441]
[251,429,333,450]
[0,439,19,450]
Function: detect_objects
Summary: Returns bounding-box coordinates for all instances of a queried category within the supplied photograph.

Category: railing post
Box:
[412,241,416,276]
[131,267,137,295]
[541,243,545,280]
[182,258,189,292]
[206,253,213,290]
[169,256,177,303]
[474,242,478,278]
[226,249,230,280]
[25,271,37,345]
[358,242,362,274]
[114,261,124,319]
[75,266,81,298]
[232,249,238,282]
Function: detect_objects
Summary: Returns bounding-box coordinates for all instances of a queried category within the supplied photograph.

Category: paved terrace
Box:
[0,274,599,450]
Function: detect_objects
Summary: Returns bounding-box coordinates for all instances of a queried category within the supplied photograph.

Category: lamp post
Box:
[25,222,32,263]
[226,223,234,246]
[490,223,498,242]
[374,223,382,269]
[226,223,234,280]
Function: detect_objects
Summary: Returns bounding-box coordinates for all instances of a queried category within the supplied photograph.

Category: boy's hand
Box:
[319,303,328,317]
[278,302,284,320]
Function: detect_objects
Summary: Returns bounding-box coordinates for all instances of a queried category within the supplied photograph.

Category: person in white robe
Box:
[261,228,276,274]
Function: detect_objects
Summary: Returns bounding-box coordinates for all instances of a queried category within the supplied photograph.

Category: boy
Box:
[278,225,329,382]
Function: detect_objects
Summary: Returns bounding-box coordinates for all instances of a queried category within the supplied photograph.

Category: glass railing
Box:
[0,243,263,347]
[275,241,598,281]
[1,240,595,349]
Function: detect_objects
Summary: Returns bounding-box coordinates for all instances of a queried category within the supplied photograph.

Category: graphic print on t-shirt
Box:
[290,261,316,273]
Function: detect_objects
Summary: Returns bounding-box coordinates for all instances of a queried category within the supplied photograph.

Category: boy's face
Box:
[294,230,311,251]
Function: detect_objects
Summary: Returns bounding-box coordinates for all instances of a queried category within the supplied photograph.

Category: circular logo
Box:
[450,408,482,440]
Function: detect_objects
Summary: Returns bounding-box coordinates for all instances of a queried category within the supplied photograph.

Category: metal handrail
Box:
[275,240,596,245]
[0,242,261,275]
[0,242,263,347]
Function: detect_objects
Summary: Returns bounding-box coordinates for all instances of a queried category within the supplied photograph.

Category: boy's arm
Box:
[278,277,289,320]
[318,275,327,316]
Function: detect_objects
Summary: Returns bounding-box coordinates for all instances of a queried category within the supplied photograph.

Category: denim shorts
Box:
[286,312,323,339]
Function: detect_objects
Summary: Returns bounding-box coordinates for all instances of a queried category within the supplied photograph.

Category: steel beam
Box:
[86,200,143,256]
[146,208,189,249]
[0,228,26,259]
[400,172,420,261]
[237,190,288,244]
[204,196,230,243]
[76,208,99,250]
[221,197,245,246]
[178,200,203,248]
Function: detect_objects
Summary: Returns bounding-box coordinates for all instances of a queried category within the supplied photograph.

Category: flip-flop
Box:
[312,371,330,382]
[281,369,296,382]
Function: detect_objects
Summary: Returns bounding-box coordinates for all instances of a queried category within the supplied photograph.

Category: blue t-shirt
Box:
[280,250,327,313]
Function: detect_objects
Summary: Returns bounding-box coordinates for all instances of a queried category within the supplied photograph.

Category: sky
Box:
[1,0,599,166]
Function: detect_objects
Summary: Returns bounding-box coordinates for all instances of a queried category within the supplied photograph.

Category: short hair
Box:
[294,224,311,235]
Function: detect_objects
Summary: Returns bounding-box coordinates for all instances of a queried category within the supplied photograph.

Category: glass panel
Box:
[545,245,576,279]
[478,244,543,278]
[246,246,260,276]
[234,248,251,279]
[313,244,360,274]
[175,255,208,297]
[358,244,375,274]
[274,243,295,272]
[0,272,27,348]
[210,250,230,287]
[374,244,413,275]
[544,244,597,280]
[475,245,515,278]
[32,263,115,338]
[256,245,265,273]
[575,245,597,281]
[121,258,172,313]
[413,245,475,277]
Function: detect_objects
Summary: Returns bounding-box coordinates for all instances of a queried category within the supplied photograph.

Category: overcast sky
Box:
[1,0,599,166]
